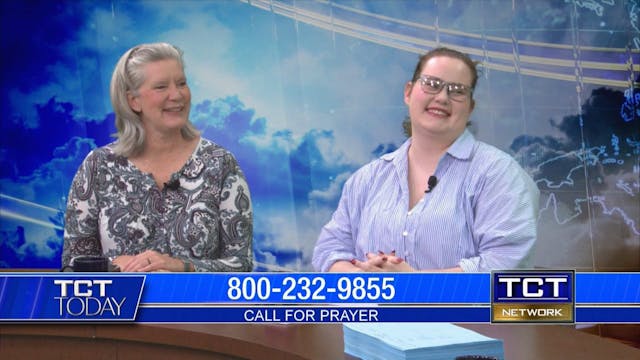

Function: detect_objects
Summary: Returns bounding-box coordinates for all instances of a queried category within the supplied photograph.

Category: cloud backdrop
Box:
[1,0,638,271]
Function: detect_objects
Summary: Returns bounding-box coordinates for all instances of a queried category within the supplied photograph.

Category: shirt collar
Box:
[381,137,409,165]
[381,129,476,163]
[446,129,475,160]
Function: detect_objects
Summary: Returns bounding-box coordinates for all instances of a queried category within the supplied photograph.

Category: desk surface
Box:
[2,322,640,360]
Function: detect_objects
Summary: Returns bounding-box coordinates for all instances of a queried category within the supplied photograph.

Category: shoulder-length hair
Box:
[110,42,199,157]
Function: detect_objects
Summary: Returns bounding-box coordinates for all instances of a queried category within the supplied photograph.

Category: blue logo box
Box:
[491,270,575,323]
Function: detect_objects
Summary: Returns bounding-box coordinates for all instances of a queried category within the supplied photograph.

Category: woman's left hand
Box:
[376,252,416,272]
[116,250,184,272]
[377,256,415,272]
[352,251,416,272]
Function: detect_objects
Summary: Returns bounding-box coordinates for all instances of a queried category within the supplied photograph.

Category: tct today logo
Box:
[54,279,124,317]
[50,276,145,321]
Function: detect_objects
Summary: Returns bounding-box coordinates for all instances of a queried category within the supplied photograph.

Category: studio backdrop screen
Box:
[0,0,638,272]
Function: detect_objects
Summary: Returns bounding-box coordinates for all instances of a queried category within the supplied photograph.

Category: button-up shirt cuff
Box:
[323,252,356,272]
[458,258,480,273]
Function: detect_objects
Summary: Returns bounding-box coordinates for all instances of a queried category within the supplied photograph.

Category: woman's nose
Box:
[168,84,184,99]
[433,86,451,103]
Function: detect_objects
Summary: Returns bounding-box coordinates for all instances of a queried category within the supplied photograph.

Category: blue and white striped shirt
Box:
[313,130,539,272]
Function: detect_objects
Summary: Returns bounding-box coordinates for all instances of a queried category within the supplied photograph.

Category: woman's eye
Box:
[427,81,440,89]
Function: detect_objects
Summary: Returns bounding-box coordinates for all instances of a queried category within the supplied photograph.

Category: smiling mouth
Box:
[163,106,184,112]
[426,107,450,116]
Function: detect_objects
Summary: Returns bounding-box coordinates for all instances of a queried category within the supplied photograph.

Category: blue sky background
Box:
[1,0,638,271]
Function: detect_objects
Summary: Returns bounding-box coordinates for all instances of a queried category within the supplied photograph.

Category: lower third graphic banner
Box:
[0,272,638,323]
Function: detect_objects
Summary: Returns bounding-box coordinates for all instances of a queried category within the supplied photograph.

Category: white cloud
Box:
[253,200,339,271]
[308,171,352,204]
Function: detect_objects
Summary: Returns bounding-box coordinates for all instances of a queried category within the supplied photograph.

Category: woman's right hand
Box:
[111,255,136,271]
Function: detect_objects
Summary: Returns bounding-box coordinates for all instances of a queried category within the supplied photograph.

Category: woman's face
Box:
[404,55,475,144]
[127,59,191,134]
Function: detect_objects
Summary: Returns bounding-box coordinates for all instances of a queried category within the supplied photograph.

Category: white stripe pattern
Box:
[313,130,539,272]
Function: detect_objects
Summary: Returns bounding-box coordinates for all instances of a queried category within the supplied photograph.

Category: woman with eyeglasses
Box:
[62,43,253,272]
[313,47,539,272]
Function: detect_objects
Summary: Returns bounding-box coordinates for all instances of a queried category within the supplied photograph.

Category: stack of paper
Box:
[343,323,503,360]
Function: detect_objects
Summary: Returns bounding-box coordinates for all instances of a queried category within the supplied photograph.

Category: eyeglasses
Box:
[417,75,473,102]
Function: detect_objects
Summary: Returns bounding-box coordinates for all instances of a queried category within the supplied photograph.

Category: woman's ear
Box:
[403,81,413,106]
[127,91,141,112]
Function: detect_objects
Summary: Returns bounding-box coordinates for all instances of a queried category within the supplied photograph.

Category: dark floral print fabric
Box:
[62,138,253,271]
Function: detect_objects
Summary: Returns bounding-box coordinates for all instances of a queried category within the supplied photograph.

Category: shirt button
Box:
[402,230,408,236]
[408,211,412,216]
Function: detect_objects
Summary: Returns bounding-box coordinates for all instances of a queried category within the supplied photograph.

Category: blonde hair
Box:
[110,42,199,157]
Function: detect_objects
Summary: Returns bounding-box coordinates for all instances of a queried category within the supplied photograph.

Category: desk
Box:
[1,323,639,359]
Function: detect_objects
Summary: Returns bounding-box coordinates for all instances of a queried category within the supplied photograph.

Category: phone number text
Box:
[226,275,396,302]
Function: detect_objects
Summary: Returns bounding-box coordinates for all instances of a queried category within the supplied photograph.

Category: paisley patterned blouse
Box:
[62,138,253,272]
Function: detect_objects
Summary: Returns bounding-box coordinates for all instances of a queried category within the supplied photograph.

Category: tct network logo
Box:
[491,270,575,323]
